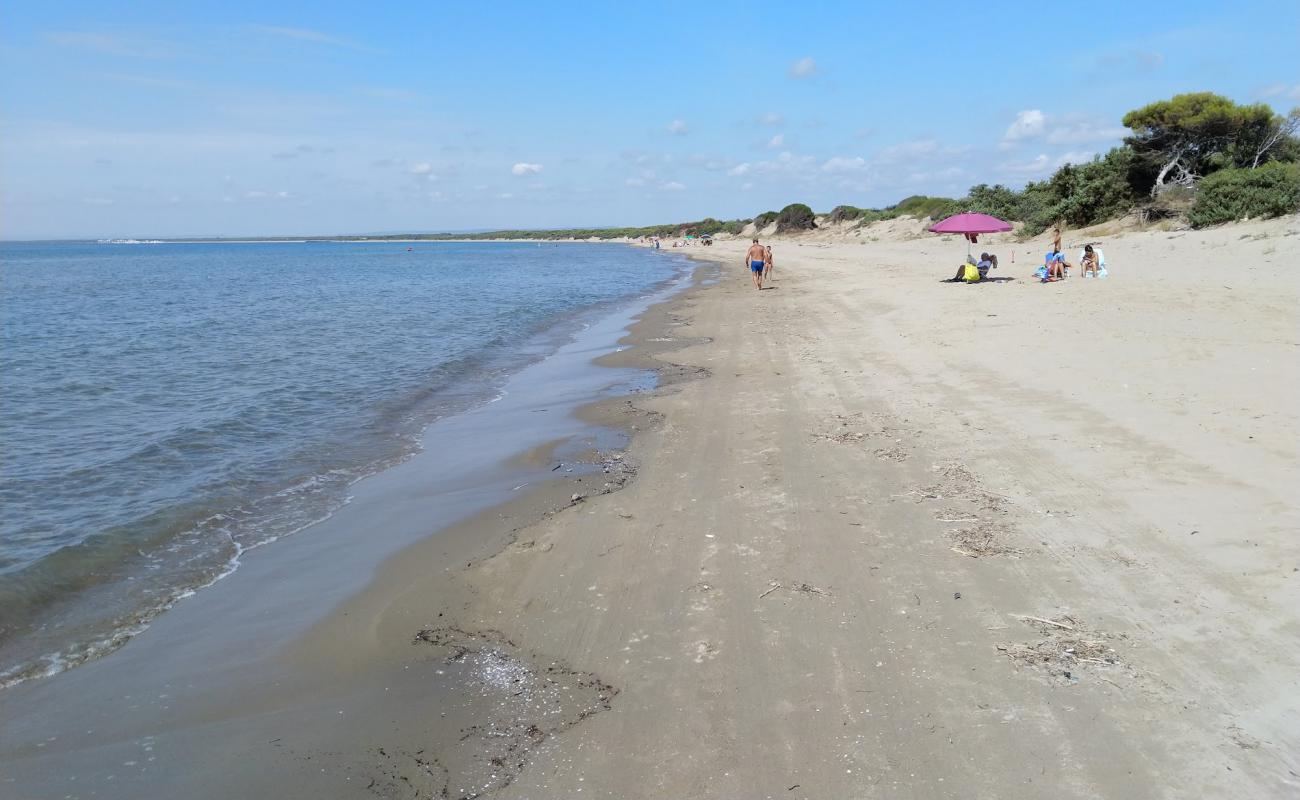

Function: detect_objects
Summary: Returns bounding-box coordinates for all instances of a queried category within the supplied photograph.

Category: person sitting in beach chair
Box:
[1080,245,1099,278]
[948,255,982,282]
[954,252,997,281]
[1079,244,1107,278]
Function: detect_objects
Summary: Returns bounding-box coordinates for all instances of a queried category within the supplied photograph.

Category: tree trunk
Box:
[1252,113,1299,168]
[1152,149,1190,196]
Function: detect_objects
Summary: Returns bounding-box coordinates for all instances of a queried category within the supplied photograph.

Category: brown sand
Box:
[287,216,1300,797]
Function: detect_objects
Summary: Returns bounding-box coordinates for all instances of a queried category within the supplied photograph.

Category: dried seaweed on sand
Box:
[997,615,1125,682]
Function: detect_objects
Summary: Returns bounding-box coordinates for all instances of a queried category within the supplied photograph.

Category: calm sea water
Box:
[0,240,684,686]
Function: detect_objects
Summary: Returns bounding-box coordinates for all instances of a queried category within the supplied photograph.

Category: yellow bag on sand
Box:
[962,263,981,282]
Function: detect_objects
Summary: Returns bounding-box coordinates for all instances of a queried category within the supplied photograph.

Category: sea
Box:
[0,239,687,688]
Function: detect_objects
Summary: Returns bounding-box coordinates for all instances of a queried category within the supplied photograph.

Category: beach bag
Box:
[962,263,981,282]
[1098,266,1109,279]
[1034,266,1048,281]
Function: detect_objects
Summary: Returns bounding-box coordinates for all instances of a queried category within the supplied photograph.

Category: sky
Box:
[2,1,1298,239]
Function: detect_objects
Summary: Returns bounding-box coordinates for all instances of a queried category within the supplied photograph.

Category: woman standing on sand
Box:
[763,246,774,282]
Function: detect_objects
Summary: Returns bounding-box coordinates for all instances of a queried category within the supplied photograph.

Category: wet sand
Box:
[4,217,1298,799]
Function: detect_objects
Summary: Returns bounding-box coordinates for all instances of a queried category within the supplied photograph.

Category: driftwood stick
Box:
[1015,614,1075,630]
[758,583,782,599]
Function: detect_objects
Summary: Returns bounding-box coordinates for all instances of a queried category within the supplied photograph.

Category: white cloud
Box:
[1259,83,1300,100]
[821,156,867,173]
[81,196,114,205]
[511,162,543,176]
[767,134,785,149]
[728,163,752,177]
[1001,110,1124,150]
[497,192,515,200]
[1045,121,1126,145]
[249,25,371,51]
[687,155,729,171]
[789,57,817,79]
[45,31,182,59]
[625,177,646,187]
[875,138,968,163]
[758,112,784,126]
[408,162,434,175]
[1057,150,1097,167]
[1002,110,1047,146]
[666,119,689,135]
[1000,154,1052,176]
[659,181,686,191]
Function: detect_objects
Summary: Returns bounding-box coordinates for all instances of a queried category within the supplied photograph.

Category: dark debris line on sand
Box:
[356,628,618,800]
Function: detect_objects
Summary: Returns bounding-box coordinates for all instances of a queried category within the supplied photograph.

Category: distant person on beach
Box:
[1052,226,1072,277]
[763,246,774,282]
[746,239,766,289]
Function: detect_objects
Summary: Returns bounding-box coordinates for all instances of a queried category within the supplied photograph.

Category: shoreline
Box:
[0,241,692,691]
[0,251,714,797]
[4,217,1297,798]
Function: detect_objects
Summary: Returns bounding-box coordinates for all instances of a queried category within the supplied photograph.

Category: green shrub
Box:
[828,205,866,223]
[889,195,960,220]
[774,203,816,232]
[1188,162,1300,227]
[752,210,778,230]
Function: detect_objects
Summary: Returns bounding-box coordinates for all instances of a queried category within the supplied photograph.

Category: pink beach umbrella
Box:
[928,212,1013,257]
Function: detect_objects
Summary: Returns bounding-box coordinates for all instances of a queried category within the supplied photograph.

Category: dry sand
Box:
[291,215,1300,797]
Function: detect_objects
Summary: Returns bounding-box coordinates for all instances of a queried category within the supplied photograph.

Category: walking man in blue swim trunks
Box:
[745,238,766,290]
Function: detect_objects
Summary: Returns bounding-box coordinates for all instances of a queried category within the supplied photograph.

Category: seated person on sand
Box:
[1079,243,1106,277]
[949,253,997,282]
[1080,245,1099,278]
[949,254,978,282]
[1041,250,1064,282]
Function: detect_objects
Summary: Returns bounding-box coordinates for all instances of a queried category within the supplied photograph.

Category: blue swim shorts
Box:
[750,260,765,272]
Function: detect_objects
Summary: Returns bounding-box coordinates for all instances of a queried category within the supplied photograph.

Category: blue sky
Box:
[2,0,1298,239]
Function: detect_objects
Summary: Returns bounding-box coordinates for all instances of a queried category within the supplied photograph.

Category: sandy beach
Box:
[3,217,1297,799]
[319,216,1297,798]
